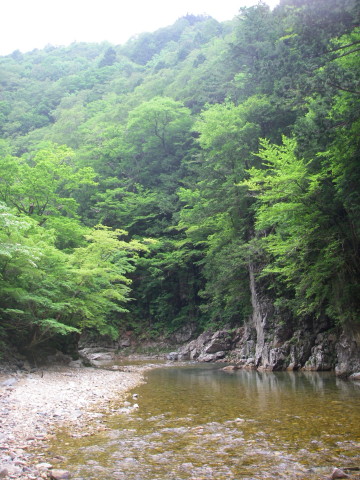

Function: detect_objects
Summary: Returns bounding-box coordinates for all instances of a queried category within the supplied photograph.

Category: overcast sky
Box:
[0,0,280,56]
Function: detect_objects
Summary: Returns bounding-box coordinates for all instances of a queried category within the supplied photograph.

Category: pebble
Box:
[50,469,71,479]
[36,462,53,470]
[0,365,146,479]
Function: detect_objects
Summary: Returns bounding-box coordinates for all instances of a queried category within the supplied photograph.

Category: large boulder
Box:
[78,348,115,367]
[203,331,232,354]
[303,332,337,371]
[176,330,233,361]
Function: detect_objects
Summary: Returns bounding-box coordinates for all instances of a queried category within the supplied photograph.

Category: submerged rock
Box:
[330,467,349,479]
[50,468,72,479]
[222,365,240,371]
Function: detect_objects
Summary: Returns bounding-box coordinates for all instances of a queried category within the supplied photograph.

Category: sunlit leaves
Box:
[245,133,360,323]
[0,201,147,345]
[0,143,96,221]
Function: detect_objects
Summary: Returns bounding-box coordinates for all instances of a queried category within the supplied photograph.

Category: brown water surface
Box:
[50,364,360,480]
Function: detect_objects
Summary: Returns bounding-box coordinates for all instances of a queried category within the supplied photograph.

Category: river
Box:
[49,363,360,480]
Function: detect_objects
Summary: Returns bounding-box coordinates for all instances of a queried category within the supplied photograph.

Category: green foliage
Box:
[0,142,96,222]
[126,236,203,335]
[177,99,269,325]
[245,132,360,323]
[123,96,194,188]
[0,203,146,348]
[122,15,216,66]
[0,0,359,354]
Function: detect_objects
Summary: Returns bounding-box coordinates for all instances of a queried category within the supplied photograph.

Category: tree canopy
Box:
[0,1,359,354]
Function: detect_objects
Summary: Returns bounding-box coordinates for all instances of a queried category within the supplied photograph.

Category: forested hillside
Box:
[0,0,359,359]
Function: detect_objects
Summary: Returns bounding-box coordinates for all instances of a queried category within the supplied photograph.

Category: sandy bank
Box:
[0,365,148,479]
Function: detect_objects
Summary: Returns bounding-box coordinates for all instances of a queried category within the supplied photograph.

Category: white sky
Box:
[0,0,280,56]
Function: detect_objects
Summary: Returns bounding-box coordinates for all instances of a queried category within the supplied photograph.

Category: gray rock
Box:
[166,352,178,361]
[335,324,360,376]
[0,464,21,476]
[197,353,217,362]
[154,263,360,374]
[198,351,226,362]
[68,360,83,368]
[177,330,232,362]
[71,410,83,419]
[0,468,8,478]
[78,348,115,367]
[204,331,233,354]
[173,324,196,344]
[90,352,114,361]
[36,462,53,470]
[1,378,17,387]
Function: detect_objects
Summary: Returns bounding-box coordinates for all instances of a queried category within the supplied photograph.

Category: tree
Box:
[99,47,117,67]
[0,142,96,224]
[123,96,194,188]
[244,131,360,324]
[0,203,146,349]
[178,98,275,325]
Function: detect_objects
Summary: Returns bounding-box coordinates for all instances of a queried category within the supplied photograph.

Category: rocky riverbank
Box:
[168,326,360,377]
[161,267,360,377]
[0,364,147,479]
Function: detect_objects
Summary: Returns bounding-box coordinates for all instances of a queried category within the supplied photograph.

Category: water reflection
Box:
[50,364,360,480]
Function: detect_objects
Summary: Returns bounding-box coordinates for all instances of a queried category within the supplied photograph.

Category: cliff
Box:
[174,265,360,377]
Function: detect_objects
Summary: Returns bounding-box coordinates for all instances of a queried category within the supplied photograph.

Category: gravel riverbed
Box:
[0,365,147,479]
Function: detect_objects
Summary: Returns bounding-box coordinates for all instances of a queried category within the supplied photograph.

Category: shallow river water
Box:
[50,364,360,480]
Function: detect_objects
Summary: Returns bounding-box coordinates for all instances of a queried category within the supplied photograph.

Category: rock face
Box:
[177,330,233,362]
[335,323,360,376]
[172,264,360,376]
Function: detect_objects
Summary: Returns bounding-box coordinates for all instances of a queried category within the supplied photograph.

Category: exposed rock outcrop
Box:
[335,323,360,377]
[176,330,233,362]
[170,265,360,376]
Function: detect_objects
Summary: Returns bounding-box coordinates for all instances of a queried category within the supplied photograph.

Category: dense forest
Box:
[0,0,359,358]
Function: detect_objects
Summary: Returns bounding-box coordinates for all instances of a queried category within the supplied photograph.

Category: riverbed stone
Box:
[0,468,8,478]
[222,365,239,371]
[1,377,17,387]
[36,462,53,470]
[0,363,146,480]
[330,467,349,479]
[50,469,71,479]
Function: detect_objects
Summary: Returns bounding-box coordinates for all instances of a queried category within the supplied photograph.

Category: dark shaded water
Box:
[50,364,360,479]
